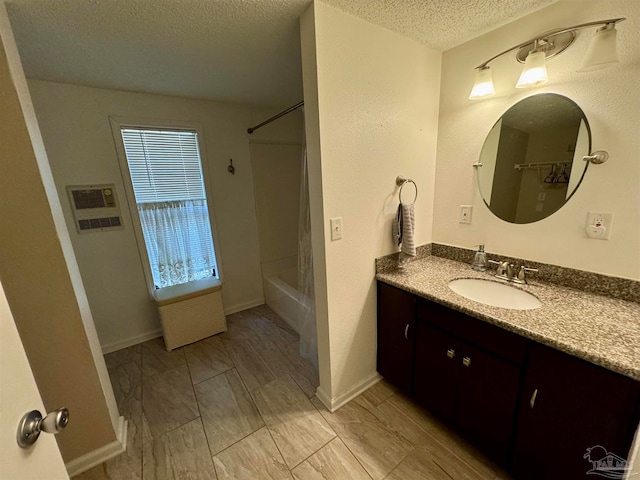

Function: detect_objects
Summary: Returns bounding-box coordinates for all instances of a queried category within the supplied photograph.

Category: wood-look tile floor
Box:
[74,305,511,480]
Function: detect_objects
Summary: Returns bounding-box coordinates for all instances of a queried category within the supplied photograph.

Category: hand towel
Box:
[400,203,416,257]
[392,203,403,246]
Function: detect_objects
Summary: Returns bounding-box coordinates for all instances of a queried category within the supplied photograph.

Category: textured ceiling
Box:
[6,0,312,106]
[321,0,557,51]
[6,0,556,107]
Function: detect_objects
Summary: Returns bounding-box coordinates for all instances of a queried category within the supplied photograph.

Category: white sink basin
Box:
[448,278,541,310]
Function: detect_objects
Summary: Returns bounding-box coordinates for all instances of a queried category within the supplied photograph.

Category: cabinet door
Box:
[414,323,461,422]
[512,342,640,480]
[456,343,521,465]
[377,282,416,394]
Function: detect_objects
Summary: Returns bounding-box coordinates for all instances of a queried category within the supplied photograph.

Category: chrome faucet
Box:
[488,260,538,284]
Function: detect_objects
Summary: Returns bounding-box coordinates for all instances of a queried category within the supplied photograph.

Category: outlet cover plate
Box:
[585,211,614,240]
[460,205,472,224]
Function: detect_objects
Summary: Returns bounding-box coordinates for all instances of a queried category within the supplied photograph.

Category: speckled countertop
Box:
[376,256,640,381]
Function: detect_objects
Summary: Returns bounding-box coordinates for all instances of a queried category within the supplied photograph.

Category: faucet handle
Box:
[517,266,539,283]
[488,260,507,277]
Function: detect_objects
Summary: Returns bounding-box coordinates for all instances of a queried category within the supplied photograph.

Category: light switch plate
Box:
[330,217,343,241]
[459,205,472,224]
[585,211,614,240]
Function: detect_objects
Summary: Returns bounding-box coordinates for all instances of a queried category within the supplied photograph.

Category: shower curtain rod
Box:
[247,101,304,134]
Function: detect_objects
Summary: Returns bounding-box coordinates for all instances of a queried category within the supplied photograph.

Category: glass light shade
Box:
[469,67,495,100]
[516,51,548,88]
[578,26,619,72]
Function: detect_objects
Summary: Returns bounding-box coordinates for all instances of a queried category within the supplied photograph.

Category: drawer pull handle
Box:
[404,324,410,340]
[530,389,538,408]
[446,349,456,359]
[462,356,471,367]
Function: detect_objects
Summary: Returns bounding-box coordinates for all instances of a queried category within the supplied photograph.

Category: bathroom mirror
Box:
[476,93,591,224]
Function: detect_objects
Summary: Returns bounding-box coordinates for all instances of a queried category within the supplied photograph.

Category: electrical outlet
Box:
[330,217,343,241]
[459,205,472,224]
[585,211,614,240]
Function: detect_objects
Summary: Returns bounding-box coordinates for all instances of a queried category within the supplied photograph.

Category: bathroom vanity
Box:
[376,255,640,480]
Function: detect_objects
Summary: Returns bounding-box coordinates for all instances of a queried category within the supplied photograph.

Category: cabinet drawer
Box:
[417,298,527,365]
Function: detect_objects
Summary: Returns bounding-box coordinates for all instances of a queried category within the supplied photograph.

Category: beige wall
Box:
[301,1,442,403]
[250,142,303,275]
[433,0,640,279]
[0,6,119,463]
[28,80,303,352]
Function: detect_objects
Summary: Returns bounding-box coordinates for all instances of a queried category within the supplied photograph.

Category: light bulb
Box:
[516,51,548,88]
[469,67,495,100]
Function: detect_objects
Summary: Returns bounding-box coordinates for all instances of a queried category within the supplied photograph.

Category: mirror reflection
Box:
[477,94,590,224]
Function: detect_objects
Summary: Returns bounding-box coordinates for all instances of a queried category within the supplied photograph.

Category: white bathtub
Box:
[263,267,305,333]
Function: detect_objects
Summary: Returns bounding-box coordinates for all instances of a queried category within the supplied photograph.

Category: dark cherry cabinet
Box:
[414,323,460,421]
[456,342,521,464]
[512,342,640,480]
[376,280,640,479]
[414,306,522,464]
[376,282,416,394]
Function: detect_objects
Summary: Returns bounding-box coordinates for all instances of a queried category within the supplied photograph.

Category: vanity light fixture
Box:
[579,24,620,71]
[469,66,496,99]
[468,18,625,100]
[516,44,548,88]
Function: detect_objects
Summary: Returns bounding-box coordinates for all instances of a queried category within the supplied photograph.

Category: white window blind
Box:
[121,127,218,288]
[121,128,206,202]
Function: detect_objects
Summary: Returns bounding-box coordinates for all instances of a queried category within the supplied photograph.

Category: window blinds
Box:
[121,128,206,203]
[120,127,218,288]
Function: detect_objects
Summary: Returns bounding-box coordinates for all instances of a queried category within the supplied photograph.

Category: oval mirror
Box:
[476,93,591,224]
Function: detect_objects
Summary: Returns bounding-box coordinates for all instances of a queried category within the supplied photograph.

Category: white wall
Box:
[301,1,442,404]
[433,0,640,280]
[28,80,302,351]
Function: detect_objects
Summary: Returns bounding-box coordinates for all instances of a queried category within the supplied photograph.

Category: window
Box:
[119,127,218,289]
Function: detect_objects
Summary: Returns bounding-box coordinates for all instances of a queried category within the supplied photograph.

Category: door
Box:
[0,280,69,479]
[512,342,640,479]
[377,282,416,393]
[414,323,461,422]
[455,343,521,464]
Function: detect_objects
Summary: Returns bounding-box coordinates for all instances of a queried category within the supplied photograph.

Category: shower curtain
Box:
[297,147,318,370]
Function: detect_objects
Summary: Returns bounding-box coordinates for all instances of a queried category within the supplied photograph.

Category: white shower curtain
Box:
[297,148,318,370]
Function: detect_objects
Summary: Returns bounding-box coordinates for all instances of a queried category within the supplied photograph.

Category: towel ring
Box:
[396,176,418,203]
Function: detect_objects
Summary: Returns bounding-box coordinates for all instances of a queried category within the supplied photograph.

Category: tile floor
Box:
[74,305,511,480]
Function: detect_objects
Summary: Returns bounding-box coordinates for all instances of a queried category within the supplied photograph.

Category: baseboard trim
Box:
[100,299,266,354]
[224,298,265,315]
[315,372,382,413]
[65,415,127,477]
[101,329,163,354]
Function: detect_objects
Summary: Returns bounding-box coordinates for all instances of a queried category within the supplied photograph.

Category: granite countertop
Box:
[376,256,640,381]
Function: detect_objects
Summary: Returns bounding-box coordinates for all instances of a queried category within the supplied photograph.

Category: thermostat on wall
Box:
[67,184,123,233]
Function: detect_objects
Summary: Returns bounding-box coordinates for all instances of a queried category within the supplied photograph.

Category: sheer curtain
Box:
[297,147,318,370]
[138,199,217,288]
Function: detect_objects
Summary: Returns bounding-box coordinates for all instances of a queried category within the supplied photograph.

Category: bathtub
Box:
[263,267,306,333]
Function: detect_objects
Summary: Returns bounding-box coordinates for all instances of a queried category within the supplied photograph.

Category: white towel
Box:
[400,203,416,256]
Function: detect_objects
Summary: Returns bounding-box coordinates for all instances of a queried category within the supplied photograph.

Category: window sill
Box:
[153,277,222,306]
